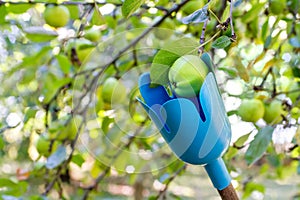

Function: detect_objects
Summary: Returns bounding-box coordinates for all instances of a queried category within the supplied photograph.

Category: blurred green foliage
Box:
[0,0,299,199]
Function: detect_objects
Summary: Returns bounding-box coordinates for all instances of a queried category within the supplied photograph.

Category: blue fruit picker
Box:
[137,53,239,199]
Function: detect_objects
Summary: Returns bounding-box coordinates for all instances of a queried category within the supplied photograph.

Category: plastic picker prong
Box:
[137,53,239,200]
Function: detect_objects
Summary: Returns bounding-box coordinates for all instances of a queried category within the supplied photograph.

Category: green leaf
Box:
[232,55,249,82]
[28,195,48,200]
[241,3,265,24]
[181,4,209,24]
[0,137,4,149]
[218,67,237,78]
[71,154,85,167]
[289,36,300,48]
[6,4,31,14]
[20,69,36,84]
[41,73,71,104]
[66,5,79,20]
[0,179,28,196]
[91,3,106,25]
[34,0,57,2]
[122,0,145,18]
[224,147,238,160]
[148,196,157,200]
[245,126,274,165]
[150,62,173,86]
[234,132,251,148]
[264,35,272,49]
[8,46,52,76]
[212,36,231,49]
[298,160,300,175]
[24,27,58,42]
[261,18,269,41]
[107,0,122,3]
[24,107,38,123]
[55,54,72,74]
[21,46,52,67]
[243,182,265,199]
[102,117,114,134]
[46,146,67,169]
[227,110,238,116]
[150,37,199,86]
[0,5,7,24]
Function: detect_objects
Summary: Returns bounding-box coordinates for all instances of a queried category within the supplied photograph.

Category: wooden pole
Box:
[218,183,239,200]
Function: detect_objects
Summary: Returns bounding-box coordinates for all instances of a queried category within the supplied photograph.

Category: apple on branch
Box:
[44,5,70,28]
[238,99,265,123]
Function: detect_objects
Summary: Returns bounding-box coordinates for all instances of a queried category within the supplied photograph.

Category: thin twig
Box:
[270,69,277,98]
[154,164,187,199]
[199,30,221,49]
[74,0,190,76]
[38,0,191,197]
[229,0,236,40]
[199,19,209,54]
[81,122,146,200]
[0,122,21,134]
[0,1,121,6]
[208,8,222,24]
[253,67,273,91]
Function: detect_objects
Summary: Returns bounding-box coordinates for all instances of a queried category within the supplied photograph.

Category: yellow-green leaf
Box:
[92,3,106,25]
[122,0,145,18]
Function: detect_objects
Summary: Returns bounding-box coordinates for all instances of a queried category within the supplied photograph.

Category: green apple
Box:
[238,99,265,123]
[168,55,209,98]
[84,28,101,42]
[101,77,127,104]
[153,18,175,40]
[291,107,300,119]
[36,136,60,157]
[181,0,205,15]
[269,0,286,15]
[44,5,70,28]
[263,100,284,124]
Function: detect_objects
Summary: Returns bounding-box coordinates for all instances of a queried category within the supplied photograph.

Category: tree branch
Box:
[199,19,209,54]
[0,1,122,6]
[81,121,147,200]
[154,163,187,199]
[74,0,190,76]
[0,122,21,134]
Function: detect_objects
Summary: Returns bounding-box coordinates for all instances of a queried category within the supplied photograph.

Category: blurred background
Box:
[0,0,299,199]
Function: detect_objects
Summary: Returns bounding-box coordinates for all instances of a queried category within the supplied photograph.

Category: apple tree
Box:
[0,0,299,199]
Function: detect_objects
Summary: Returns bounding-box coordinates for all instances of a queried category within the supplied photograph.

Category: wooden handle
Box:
[218,183,239,200]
